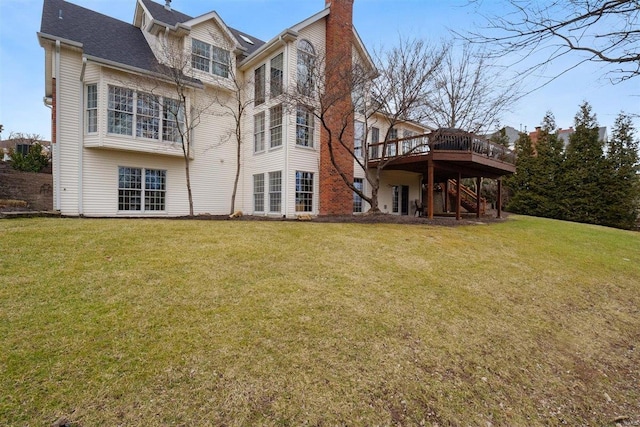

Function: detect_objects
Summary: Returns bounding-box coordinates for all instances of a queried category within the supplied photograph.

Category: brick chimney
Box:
[319,0,355,215]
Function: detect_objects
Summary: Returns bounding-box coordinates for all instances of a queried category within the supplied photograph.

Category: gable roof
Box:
[40,0,161,74]
[139,0,265,57]
[140,0,191,26]
[39,0,266,75]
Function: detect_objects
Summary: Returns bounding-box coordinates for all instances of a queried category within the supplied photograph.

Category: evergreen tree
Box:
[506,112,564,218]
[602,113,640,229]
[560,102,608,225]
[531,112,565,218]
[505,132,538,214]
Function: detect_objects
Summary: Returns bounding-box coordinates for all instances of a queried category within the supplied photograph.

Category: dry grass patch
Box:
[1,216,638,426]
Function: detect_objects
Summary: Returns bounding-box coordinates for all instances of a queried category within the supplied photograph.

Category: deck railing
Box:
[367,130,516,165]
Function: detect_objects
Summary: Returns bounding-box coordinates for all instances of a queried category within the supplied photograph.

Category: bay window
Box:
[107,85,183,143]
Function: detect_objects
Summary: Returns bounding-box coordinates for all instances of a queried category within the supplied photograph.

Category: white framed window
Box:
[86,84,98,133]
[118,167,166,212]
[269,171,282,213]
[296,105,314,147]
[354,121,364,158]
[136,92,160,140]
[295,171,314,212]
[107,85,183,143]
[253,173,264,212]
[402,129,416,154]
[108,86,134,136]
[297,39,315,95]
[254,64,265,105]
[353,178,364,213]
[386,127,398,156]
[254,112,266,153]
[191,38,230,78]
[269,104,283,148]
[163,98,184,143]
[191,39,210,72]
[270,53,284,97]
[369,126,380,158]
[392,185,399,213]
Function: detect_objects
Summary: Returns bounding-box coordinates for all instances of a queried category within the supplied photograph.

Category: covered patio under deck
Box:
[368,128,516,220]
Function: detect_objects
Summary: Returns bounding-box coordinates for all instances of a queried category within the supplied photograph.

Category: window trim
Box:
[107,85,184,144]
[269,104,283,149]
[118,166,167,213]
[270,53,284,97]
[86,83,98,134]
[191,38,230,79]
[268,171,282,213]
[254,112,266,153]
[353,177,364,213]
[254,64,266,105]
[296,105,314,148]
[295,170,314,213]
[253,173,265,213]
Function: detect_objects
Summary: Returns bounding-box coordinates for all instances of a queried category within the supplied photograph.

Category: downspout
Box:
[78,57,87,216]
[55,40,61,211]
[282,35,290,218]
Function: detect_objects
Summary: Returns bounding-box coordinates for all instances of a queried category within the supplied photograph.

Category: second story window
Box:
[191,38,230,78]
[270,53,283,97]
[107,85,184,143]
[254,112,265,153]
[86,84,98,133]
[354,121,364,158]
[254,64,265,105]
[296,105,314,148]
[297,40,315,96]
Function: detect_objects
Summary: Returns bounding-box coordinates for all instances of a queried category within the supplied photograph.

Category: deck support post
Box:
[427,158,434,219]
[476,176,481,218]
[444,179,449,212]
[497,178,503,218]
[456,172,461,221]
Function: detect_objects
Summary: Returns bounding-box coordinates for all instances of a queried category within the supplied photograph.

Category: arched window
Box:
[297,39,315,95]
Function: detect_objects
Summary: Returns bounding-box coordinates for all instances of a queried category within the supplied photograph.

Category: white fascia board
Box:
[184,11,244,53]
[37,32,83,50]
[82,54,204,90]
[238,29,298,70]
[290,7,330,33]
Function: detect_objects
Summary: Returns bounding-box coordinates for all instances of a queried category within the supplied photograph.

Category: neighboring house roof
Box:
[0,138,51,150]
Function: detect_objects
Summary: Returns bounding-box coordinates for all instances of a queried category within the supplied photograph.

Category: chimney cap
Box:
[164,0,171,11]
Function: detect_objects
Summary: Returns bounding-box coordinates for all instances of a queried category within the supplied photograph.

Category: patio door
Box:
[392,185,410,215]
[401,185,409,215]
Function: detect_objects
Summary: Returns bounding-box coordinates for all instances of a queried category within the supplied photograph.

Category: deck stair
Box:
[447,179,486,214]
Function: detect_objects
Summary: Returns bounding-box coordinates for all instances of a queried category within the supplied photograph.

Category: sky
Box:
[0,0,638,142]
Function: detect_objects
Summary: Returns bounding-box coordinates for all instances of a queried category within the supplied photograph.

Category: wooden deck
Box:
[367,129,516,219]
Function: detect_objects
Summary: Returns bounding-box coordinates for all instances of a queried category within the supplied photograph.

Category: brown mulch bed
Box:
[192,211,510,226]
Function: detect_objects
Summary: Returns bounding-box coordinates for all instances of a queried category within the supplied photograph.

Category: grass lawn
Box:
[1,215,638,426]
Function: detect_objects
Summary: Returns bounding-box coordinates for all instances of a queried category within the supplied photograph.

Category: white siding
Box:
[57,47,82,215]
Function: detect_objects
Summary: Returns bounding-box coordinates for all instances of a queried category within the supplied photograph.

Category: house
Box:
[529,126,608,147]
[1,137,51,162]
[38,0,515,218]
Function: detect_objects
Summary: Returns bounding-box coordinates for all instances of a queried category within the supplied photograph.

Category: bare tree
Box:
[209,57,253,215]
[129,35,217,216]
[421,42,521,134]
[283,37,444,213]
[463,0,640,84]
